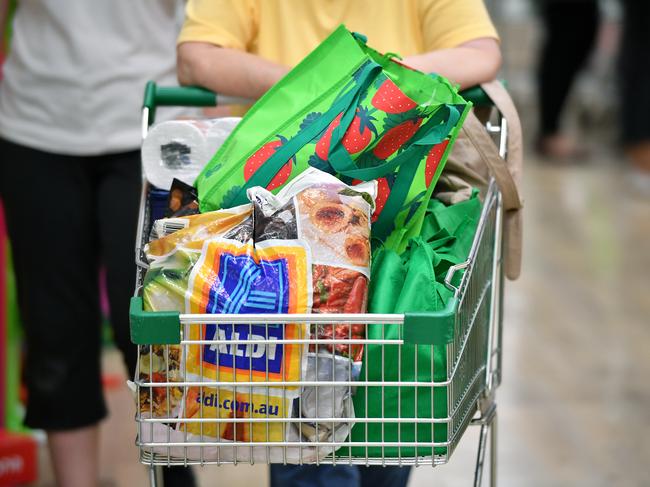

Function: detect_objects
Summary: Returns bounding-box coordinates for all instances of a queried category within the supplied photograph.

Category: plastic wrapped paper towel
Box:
[206,117,240,156]
[142,117,240,190]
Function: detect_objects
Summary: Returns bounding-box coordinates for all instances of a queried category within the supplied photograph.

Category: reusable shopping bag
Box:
[348,192,482,458]
[195,25,471,252]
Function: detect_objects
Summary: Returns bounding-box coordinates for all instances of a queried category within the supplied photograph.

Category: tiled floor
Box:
[30,155,650,487]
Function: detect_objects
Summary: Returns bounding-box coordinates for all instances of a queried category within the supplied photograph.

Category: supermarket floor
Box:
[30,154,650,487]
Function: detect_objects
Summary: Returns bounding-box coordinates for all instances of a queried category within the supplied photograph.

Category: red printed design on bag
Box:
[425,140,450,187]
[244,135,295,191]
[353,173,395,222]
[372,118,423,159]
[371,78,418,114]
[316,107,377,158]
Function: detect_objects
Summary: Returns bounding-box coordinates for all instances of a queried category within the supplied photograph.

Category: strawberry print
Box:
[371,78,417,114]
[372,118,422,159]
[353,173,395,222]
[244,135,295,191]
[315,115,341,160]
[372,177,390,221]
[316,106,377,159]
[425,140,449,186]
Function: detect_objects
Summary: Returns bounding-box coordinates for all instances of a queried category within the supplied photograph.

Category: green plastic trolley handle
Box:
[143,81,218,126]
[459,84,498,107]
[129,296,458,346]
[141,81,499,126]
[143,81,217,109]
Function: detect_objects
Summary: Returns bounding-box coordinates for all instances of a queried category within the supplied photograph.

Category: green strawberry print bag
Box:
[196,25,471,252]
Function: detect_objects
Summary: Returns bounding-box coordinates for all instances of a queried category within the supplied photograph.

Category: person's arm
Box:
[178,37,500,100]
[402,38,501,89]
[177,41,288,99]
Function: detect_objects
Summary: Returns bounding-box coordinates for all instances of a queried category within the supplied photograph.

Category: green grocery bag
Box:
[196,25,471,250]
[348,191,482,458]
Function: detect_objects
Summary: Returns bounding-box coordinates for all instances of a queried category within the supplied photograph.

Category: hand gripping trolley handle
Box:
[130,82,508,487]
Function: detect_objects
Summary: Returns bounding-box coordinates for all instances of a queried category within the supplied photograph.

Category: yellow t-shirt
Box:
[178,0,498,66]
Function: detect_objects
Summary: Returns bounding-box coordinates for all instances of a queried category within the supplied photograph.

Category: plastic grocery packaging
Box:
[294,353,356,443]
[138,168,375,462]
[141,117,240,190]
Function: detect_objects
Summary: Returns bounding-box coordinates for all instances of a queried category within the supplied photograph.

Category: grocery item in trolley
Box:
[141,117,240,190]
[183,237,311,387]
[165,178,199,218]
[139,203,252,418]
[137,344,184,419]
[310,266,367,362]
[181,170,375,386]
[294,352,356,443]
[138,168,375,460]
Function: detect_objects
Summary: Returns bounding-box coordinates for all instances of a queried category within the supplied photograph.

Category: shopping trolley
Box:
[130,82,509,487]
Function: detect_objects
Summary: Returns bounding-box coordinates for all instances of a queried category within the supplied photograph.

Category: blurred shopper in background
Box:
[536,0,600,160]
[619,0,650,182]
[0,1,195,486]
[176,1,501,486]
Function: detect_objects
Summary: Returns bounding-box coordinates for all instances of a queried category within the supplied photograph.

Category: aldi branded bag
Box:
[196,25,471,253]
[138,168,376,462]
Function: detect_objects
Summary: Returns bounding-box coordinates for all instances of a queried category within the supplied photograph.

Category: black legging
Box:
[537,0,600,136]
[620,0,650,145]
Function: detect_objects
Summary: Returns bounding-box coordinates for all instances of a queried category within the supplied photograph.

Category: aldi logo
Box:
[185,239,311,387]
[204,324,283,375]
[206,252,292,315]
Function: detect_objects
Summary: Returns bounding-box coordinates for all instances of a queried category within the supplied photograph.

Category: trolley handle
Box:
[141,81,497,132]
[141,81,251,136]
[129,296,457,346]
[460,85,496,108]
[143,82,495,108]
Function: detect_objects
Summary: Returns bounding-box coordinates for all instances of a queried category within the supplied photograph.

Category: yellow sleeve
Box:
[418,0,499,51]
[177,0,258,51]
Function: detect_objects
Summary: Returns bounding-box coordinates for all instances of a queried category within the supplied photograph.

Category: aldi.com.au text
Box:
[194,392,280,416]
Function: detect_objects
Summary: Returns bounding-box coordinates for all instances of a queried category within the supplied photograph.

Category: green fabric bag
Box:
[347,191,482,458]
[195,25,471,251]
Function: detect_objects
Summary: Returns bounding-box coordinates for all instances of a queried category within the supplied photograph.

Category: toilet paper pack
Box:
[142,117,240,190]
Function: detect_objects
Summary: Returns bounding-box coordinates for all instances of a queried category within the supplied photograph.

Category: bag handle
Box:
[460,81,523,211]
[480,80,524,194]
[461,80,524,280]
[223,61,382,207]
[461,112,521,211]
[371,144,429,240]
[327,104,460,180]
